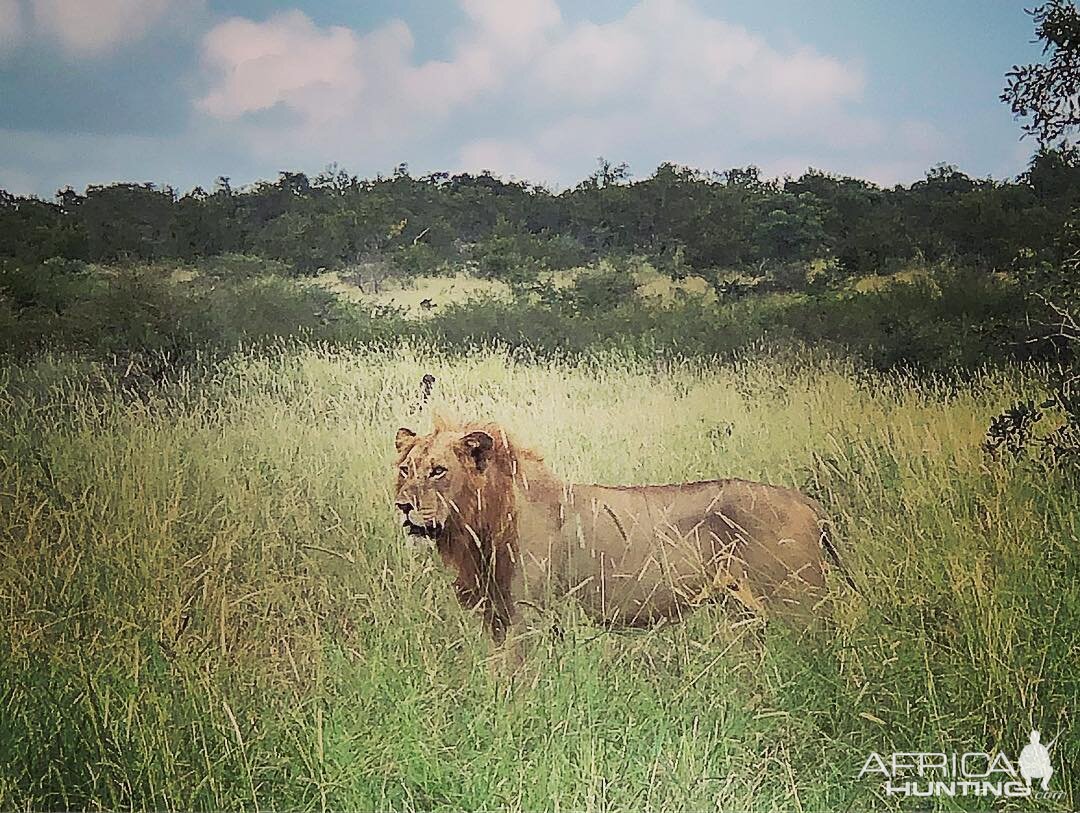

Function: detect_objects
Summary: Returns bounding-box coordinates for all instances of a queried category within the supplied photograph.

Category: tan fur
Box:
[393,419,838,644]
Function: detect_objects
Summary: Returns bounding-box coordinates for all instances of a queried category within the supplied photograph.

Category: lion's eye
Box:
[399,465,409,478]
[430,465,447,479]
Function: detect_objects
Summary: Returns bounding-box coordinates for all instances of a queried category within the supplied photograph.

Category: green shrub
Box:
[390,243,445,278]
[419,267,1057,372]
[0,262,402,361]
[472,238,543,287]
[470,219,590,288]
[201,253,291,280]
[0,259,1065,376]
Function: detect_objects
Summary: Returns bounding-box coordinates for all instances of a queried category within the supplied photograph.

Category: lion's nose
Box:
[395,500,413,515]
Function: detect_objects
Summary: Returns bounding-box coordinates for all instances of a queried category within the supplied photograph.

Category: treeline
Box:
[3,150,1080,281]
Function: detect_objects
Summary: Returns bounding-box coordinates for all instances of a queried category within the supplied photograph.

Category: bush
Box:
[201,253,291,280]
[0,261,97,315]
[761,261,810,292]
[470,220,591,288]
[0,259,1064,377]
[418,266,1058,372]
[390,243,445,278]
[770,269,1057,370]
[0,262,403,362]
[472,238,543,288]
[191,276,402,347]
[550,265,638,315]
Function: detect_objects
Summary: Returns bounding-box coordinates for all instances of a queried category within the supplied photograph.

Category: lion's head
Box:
[392,417,499,539]
[394,418,535,641]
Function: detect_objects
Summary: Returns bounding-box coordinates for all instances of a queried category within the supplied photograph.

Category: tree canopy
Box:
[2,155,1079,284]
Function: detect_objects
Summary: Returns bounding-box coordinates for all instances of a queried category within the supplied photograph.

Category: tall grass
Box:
[0,345,1075,811]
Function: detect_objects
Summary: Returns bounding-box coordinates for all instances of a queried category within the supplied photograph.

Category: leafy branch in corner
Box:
[1002,0,1080,145]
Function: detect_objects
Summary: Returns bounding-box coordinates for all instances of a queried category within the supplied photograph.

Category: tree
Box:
[78,184,176,262]
[1002,0,1080,144]
[1003,5,1080,303]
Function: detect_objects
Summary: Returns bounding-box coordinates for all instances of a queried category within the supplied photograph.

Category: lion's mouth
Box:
[402,519,442,538]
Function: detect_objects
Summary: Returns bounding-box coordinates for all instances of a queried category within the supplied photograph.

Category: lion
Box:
[392,416,851,651]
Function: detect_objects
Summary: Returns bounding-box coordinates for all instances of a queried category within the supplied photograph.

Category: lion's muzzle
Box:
[396,500,443,538]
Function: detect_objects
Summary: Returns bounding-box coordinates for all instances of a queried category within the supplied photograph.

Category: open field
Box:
[303,264,721,318]
[306,271,515,316]
[0,345,1076,810]
[303,261,848,318]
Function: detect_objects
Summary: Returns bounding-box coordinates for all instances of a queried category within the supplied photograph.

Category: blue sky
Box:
[0,0,1046,197]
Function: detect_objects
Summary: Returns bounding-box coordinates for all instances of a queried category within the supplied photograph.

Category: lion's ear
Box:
[395,427,417,454]
[460,430,494,471]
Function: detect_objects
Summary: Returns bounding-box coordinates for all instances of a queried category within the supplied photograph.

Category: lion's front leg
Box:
[485,610,526,681]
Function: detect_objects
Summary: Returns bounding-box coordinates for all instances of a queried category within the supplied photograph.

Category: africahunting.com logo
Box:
[859,730,1061,800]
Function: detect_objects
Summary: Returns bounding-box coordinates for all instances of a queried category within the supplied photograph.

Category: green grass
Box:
[0,344,1076,811]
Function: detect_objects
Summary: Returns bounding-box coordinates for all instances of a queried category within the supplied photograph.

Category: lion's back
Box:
[512,477,828,625]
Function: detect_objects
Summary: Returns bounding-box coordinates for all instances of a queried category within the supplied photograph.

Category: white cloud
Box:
[530,0,861,122]
[30,0,177,56]
[532,21,644,103]
[198,11,369,123]
[196,0,564,137]
[0,0,25,52]
[457,138,557,184]
[458,0,560,54]
[192,0,947,186]
[407,0,560,115]
[752,47,864,112]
